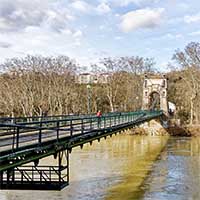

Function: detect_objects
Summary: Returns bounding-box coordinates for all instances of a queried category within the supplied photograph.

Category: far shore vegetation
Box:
[0,42,200,125]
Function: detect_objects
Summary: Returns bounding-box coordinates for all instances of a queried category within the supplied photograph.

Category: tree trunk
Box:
[190,98,194,125]
[109,98,114,112]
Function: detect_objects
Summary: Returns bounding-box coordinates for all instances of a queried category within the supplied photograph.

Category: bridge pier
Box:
[0,150,69,190]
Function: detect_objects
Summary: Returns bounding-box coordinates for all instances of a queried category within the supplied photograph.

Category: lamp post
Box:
[96,97,100,111]
[135,96,139,110]
[86,84,91,115]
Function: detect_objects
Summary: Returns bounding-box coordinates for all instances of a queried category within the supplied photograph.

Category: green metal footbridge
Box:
[0,110,163,190]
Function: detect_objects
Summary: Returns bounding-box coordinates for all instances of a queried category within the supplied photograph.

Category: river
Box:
[0,134,200,200]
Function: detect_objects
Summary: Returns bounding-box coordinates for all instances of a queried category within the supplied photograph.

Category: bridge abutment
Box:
[132,119,169,136]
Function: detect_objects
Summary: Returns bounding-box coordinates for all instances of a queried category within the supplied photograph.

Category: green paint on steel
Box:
[0,110,163,172]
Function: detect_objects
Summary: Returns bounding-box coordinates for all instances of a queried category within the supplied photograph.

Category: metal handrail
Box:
[0,110,163,156]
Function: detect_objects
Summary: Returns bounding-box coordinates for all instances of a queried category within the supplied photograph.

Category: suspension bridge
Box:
[0,75,170,190]
[0,110,163,190]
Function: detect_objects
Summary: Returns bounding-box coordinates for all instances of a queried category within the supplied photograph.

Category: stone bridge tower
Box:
[142,76,168,114]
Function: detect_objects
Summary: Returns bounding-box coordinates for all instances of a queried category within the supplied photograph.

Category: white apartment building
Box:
[76,73,110,84]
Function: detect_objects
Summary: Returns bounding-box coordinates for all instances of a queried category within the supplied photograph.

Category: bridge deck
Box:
[0,110,163,190]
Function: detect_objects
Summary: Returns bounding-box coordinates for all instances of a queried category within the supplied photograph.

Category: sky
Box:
[0,0,200,71]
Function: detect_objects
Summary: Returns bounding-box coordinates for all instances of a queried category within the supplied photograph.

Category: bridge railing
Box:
[0,110,163,156]
[0,113,92,124]
[14,165,68,183]
[0,110,152,124]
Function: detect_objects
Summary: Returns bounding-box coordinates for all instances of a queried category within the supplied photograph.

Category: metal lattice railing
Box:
[0,110,162,154]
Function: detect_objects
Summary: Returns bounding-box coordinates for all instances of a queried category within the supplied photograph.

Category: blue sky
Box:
[0,0,200,71]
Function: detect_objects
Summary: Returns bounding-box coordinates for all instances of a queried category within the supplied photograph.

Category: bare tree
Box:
[0,55,77,117]
[172,42,200,124]
[99,56,155,112]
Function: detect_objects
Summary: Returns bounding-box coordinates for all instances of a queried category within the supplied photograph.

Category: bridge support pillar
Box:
[142,76,169,115]
[0,150,69,190]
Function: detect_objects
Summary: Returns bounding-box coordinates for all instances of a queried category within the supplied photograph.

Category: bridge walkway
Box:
[0,110,163,190]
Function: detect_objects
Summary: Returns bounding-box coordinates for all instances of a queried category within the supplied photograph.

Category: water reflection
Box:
[1,135,200,200]
[143,137,200,200]
[105,135,168,200]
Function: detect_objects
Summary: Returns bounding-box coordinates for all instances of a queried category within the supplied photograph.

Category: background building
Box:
[76,73,110,84]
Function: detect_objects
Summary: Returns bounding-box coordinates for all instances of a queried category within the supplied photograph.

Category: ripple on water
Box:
[2,135,199,200]
[143,137,200,200]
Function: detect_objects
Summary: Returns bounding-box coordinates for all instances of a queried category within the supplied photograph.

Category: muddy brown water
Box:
[0,134,200,200]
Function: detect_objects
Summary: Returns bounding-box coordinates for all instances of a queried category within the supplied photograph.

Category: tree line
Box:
[168,42,200,124]
[0,42,200,125]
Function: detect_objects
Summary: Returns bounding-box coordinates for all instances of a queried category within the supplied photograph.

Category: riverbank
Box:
[168,125,200,137]
[130,119,200,137]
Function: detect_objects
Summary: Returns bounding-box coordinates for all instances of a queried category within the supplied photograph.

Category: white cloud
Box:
[96,2,111,14]
[61,28,73,35]
[0,0,74,32]
[99,25,105,30]
[73,30,83,38]
[0,0,90,65]
[162,33,183,40]
[70,1,92,13]
[178,3,190,11]
[70,1,111,15]
[106,0,159,7]
[73,40,81,46]
[0,25,85,63]
[114,36,123,40]
[0,41,11,48]
[120,8,165,32]
[184,12,200,23]
[174,34,183,39]
[189,30,200,36]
